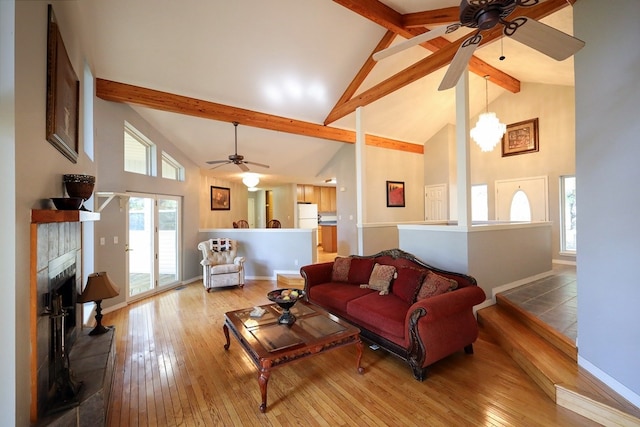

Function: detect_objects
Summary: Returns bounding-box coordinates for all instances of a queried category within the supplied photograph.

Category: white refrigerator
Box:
[297,204,318,229]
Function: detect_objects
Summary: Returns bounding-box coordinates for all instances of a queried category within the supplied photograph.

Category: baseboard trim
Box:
[578,356,640,410]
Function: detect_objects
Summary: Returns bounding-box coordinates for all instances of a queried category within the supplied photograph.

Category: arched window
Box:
[510,190,532,221]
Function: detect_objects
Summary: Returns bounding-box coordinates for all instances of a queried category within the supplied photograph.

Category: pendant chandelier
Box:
[470,76,506,152]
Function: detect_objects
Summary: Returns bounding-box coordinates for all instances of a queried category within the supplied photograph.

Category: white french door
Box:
[126,193,181,300]
[495,176,548,222]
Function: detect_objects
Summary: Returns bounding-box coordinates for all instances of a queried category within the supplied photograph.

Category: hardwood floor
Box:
[103,277,598,426]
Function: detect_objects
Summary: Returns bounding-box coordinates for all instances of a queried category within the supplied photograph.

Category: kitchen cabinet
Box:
[321,225,337,253]
[319,186,336,212]
[297,184,318,204]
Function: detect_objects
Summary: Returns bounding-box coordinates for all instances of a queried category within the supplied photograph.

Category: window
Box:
[161,151,184,181]
[471,184,488,222]
[510,190,532,221]
[124,122,155,175]
[560,175,576,253]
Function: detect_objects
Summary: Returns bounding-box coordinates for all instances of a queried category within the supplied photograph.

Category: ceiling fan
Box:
[206,122,270,172]
[372,0,585,91]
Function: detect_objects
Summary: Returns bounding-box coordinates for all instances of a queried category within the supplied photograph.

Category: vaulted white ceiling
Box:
[78,0,577,187]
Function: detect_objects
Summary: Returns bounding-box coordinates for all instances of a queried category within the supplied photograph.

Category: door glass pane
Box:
[510,190,532,221]
[471,184,488,222]
[158,198,179,287]
[129,197,154,296]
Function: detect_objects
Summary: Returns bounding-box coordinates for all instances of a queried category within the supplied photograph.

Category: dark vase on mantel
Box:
[63,174,95,211]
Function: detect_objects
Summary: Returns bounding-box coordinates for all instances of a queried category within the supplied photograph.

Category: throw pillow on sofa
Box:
[348,257,376,284]
[417,270,458,300]
[332,257,352,282]
[392,267,426,304]
[360,263,396,295]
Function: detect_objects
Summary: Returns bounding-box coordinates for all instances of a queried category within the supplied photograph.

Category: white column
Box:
[355,107,366,254]
[455,69,472,228]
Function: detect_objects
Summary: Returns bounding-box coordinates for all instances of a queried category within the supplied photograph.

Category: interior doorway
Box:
[424,184,448,221]
[495,176,548,221]
[265,190,273,223]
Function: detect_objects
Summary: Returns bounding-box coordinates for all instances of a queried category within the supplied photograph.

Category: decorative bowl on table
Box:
[267,288,306,325]
[51,197,83,210]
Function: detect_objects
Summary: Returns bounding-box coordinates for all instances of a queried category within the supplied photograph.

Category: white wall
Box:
[94,99,202,310]
[575,0,640,405]
[365,145,425,223]
[0,0,17,423]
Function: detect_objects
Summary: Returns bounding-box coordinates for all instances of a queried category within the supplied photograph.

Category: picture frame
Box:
[46,5,80,163]
[386,181,405,208]
[211,186,231,210]
[502,118,539,157]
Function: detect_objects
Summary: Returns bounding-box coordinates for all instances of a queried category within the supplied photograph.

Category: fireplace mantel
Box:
[31,209,100,224]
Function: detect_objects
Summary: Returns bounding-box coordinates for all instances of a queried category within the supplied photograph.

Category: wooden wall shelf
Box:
[31,209,100,224]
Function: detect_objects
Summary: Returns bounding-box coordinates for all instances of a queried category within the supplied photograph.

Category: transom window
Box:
[161,151,184,181]
[124,122,155,176]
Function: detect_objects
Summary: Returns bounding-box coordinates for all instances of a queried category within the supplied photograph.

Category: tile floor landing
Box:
[499,264,577,342]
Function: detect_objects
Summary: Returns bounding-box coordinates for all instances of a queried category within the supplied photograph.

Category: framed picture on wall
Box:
[211,186,230,210]
[386,181,405,207]
[45,5,80,163]
[502,118,539,157]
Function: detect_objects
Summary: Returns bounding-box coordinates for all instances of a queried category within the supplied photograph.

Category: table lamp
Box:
[78,272,120,335]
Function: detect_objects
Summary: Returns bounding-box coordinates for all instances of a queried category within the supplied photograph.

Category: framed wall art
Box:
[386,181,405,208]
[46,5,80,163]
[211,186,230,210]
[502,118,539,157]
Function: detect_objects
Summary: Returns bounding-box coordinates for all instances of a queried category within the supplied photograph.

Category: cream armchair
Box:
[198,238,245,291]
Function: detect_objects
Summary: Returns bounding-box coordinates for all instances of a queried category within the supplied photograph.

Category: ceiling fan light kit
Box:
[242,172,260,188]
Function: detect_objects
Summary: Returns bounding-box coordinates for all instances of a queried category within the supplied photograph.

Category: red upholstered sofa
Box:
[300,249,486,380]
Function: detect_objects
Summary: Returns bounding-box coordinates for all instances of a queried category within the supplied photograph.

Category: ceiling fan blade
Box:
[237,162,250,172]
[206,159,229,165]
[244,161,270,169]
[210,161,232,170]
[438,33,483,91]
[372,23,461,62]
[505,17,585,61]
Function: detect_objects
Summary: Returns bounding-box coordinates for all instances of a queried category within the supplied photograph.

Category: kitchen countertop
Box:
[318,221,337,226]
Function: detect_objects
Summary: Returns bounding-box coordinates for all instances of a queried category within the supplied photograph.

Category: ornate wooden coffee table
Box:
[223,301,364,413]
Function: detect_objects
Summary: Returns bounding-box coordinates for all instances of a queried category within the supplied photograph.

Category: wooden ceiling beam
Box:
[402,7,459,27]
[328,30,396,117]
[326,0,571,124]
[95,79,423,154]
[332,0,519,97]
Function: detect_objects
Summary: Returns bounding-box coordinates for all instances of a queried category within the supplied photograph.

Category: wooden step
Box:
[276,273,304,289]
[477,304,640,426]
[496,293,577,362]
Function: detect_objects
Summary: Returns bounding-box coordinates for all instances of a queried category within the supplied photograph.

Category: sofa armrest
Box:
[234,256,245,267]
[408,286,486,323]
[300,262,333,291]
[405,285,486,372]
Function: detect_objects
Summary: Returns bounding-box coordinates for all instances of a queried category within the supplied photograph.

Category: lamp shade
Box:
[78,272,120,303]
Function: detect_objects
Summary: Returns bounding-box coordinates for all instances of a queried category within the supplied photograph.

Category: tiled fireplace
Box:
[33,221,83,417]
[30,210,114,426]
